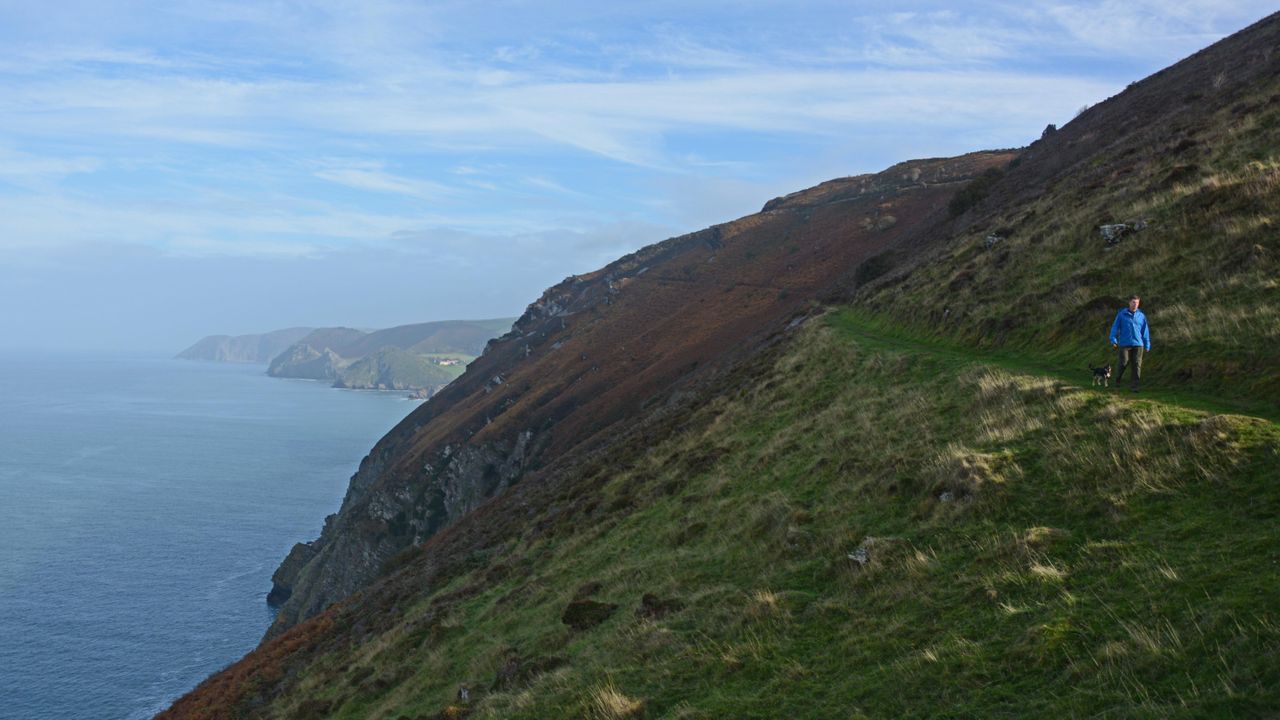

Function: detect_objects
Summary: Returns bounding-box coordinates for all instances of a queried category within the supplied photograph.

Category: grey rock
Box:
[1100,220,1150,245]
[847,546,871,567]
[1100,224,1130,244]
[264,428,540,640]
[266,542,317,607]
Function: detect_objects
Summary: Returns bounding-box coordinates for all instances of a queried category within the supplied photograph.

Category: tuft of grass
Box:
[585,681,645,719]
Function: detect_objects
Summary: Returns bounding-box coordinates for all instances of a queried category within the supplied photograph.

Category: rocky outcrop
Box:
[267,344,343,381]
[1098,220,1149,245]
[265,542,316,607]
[266,430,541,635]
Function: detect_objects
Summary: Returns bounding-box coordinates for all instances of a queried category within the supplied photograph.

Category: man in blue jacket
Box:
[1109,295,1151,392]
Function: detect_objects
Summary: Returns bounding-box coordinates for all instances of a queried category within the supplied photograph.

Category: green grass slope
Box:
[335,348,466,391]
[186,315,1278,720]
[855,56,1280,409]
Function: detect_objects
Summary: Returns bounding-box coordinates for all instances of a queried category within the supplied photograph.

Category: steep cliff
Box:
[263,150,1015,634]
[266,344,344,381]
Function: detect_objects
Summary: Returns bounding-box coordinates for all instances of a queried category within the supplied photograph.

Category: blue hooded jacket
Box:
[1109,307,1150,350]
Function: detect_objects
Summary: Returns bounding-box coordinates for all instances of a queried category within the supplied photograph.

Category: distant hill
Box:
[287,327,367,355]
[344,318,515,358]
[175,327,314,363]
[178,318,514,395]
[267,318,516,393]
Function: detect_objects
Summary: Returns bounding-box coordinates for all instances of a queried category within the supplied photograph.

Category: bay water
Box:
[0,354,417,719]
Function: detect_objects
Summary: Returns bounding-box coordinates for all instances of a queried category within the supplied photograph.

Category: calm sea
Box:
[0,354,417,720]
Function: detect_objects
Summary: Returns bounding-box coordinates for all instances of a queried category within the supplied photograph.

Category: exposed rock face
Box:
[267,344,343,381]
[266,542,316,607]
[262,150,1016,640]
[267,429,540,633]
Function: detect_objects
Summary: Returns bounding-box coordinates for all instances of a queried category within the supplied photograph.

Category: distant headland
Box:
[178,318,515,397]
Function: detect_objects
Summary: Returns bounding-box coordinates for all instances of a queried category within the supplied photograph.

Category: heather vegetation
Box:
[946,166,1005,218]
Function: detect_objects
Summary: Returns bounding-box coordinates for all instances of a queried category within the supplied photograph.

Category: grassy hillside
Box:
[856,59,1279,409]
[183,313,1278,719]
[335,348,466,391]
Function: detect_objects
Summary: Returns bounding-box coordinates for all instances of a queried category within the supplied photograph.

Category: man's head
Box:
[1128,295,1141,312]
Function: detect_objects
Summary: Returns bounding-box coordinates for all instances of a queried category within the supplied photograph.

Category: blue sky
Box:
[0,1,1272,352]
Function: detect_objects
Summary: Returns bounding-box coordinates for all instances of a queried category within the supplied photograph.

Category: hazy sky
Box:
[0,1,1272,352]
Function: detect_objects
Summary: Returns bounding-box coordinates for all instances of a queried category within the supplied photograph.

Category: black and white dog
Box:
[1089,363,1113,387]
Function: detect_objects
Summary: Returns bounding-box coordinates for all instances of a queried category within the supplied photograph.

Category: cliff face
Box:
[266,344,343,381]
[263,150,1015,635]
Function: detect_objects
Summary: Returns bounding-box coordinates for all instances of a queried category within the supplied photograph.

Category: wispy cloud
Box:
[313,165,459,201]
[0,0,1274,350]
[521,175,583,196]
[2,2,1267,169]
[1042,0,1248,55]
[0,191,421,257]
[0,147,100,189]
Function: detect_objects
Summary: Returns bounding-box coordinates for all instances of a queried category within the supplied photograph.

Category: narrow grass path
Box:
[829,308,1280,426]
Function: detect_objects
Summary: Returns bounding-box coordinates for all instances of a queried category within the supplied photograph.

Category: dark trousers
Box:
[1116,346,1144,389]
